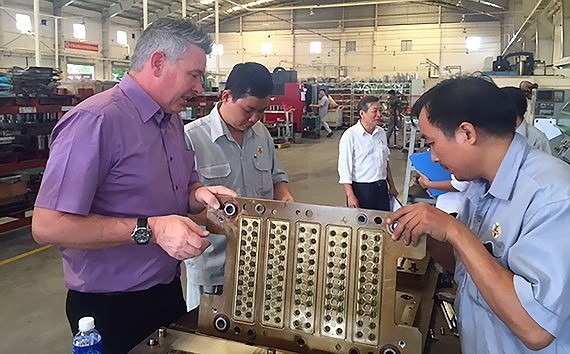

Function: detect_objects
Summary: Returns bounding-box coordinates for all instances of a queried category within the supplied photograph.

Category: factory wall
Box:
[0,0,140,80]
[208,21,501,81]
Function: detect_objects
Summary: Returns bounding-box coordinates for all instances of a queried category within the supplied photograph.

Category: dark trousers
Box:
[352,180,390,211]
[386,112,402,145]
[66,277,186,354]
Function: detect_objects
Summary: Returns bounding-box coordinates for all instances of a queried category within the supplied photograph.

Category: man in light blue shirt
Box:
[389,77,570,354]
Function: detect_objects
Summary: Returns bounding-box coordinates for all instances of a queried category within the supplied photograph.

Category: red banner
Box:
[64,41,99,52]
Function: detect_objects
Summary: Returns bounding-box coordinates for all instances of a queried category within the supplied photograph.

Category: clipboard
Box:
[409,151,451,197]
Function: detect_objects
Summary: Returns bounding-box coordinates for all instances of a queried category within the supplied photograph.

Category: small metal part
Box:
[147,338,158,346]
[255,203,266,214]
[214,314,230,333]
[158,328,166,338]
[428,329,439,341]
[223,202,238,218]
[439,327,445,336]
[397,257,406,270]
[390,221,398,232]
[356,213,368,225]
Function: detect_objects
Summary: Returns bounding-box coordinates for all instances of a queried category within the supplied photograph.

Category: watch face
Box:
[132,227,151,245]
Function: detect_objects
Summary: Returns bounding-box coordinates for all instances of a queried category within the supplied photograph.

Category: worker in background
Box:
[501,86,551,154]
[389,77,570,354]
[184,62,294,311]
[310,88,334,138]
[386,89,402,148]
[338,95,398,211]
[31,18,236,354]
[519,80,538,123]
[417,174,470,215]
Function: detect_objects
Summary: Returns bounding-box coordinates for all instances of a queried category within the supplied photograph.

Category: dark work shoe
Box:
[327,132,333,138]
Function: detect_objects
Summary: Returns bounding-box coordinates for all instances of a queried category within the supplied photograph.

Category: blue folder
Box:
[409,151,451,197]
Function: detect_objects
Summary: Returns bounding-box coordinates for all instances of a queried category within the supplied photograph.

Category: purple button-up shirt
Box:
[35,74,199,293]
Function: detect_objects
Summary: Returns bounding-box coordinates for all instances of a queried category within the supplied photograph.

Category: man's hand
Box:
[149,215,211,260]
[387,203,464,246]
[417,172,432,189]
[193,185,238,210]
[347,194,359,208]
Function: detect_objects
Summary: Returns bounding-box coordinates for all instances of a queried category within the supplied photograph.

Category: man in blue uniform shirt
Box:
[389,77,570,354]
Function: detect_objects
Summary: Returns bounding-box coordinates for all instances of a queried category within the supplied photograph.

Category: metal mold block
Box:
[233,216,261,323]
[262,219,290,328]
[290,222,320,334]
[199,197,426,354]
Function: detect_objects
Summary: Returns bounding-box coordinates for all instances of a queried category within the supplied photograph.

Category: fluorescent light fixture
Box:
[466,36,481,51]
[261,42,273,56]
[310,41,322,54]
[226,0,274,13]
[200,0,214,4]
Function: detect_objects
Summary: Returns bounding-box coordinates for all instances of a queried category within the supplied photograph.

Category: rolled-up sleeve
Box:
[35,110,110,215]
[508,199,570,336]
[338,132,353,184]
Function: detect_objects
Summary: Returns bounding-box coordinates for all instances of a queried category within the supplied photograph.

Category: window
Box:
[466,36,481,51]
[261,42,273,56]
[73,23,86,40]
[67,63,94,80]
[401,40,412,51]
[117,30,127,45]
[16,14,32,33]
[112,67,128,81]
[212,43,224,56]
[346,41,356,53]
[309,41,322,54]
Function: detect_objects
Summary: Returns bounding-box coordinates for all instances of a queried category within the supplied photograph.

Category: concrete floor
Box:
[0,130,409,353]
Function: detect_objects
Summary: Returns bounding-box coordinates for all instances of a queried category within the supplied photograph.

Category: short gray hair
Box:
[130,18,212,72]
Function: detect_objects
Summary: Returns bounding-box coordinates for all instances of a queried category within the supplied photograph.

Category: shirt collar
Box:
[465,134,528,202]
[209,103,262,143]
[119,74,163,123]
[356,120,382,136]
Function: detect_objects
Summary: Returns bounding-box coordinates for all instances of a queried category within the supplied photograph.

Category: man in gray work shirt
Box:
[184,62,294,311]
[311,88,333,138]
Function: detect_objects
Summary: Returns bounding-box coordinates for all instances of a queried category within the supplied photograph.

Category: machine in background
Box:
[532,88,570,163]
[263,69,305,143]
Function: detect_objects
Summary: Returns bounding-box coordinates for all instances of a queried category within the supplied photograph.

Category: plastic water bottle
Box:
[72,316,102,354]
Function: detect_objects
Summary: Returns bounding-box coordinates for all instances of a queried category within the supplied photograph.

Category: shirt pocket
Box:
[199,163,231,186]
[253,156,273,195]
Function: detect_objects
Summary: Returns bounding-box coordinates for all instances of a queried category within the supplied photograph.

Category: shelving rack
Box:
[0,94,75,233]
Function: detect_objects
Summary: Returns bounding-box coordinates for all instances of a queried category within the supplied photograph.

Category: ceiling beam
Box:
[501,0,550,55]
[106,0,139,18]
[148,2,181,23]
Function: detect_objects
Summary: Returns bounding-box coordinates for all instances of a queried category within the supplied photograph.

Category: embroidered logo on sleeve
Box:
[491,222,502,239]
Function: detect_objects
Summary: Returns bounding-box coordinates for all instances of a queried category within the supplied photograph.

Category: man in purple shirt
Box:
[31,18,235,354]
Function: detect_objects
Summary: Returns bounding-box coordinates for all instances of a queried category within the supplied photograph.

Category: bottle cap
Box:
[78,317,95,332]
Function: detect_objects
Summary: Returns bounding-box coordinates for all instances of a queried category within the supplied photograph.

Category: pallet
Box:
[274,142,290,149]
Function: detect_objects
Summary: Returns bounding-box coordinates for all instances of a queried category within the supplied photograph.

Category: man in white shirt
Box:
[338,96,398,210]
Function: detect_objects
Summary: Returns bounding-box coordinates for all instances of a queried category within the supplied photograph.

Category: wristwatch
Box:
[131,217,152,245]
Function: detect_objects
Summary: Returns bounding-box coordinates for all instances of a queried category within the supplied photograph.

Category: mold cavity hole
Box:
[374,216,383,224]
